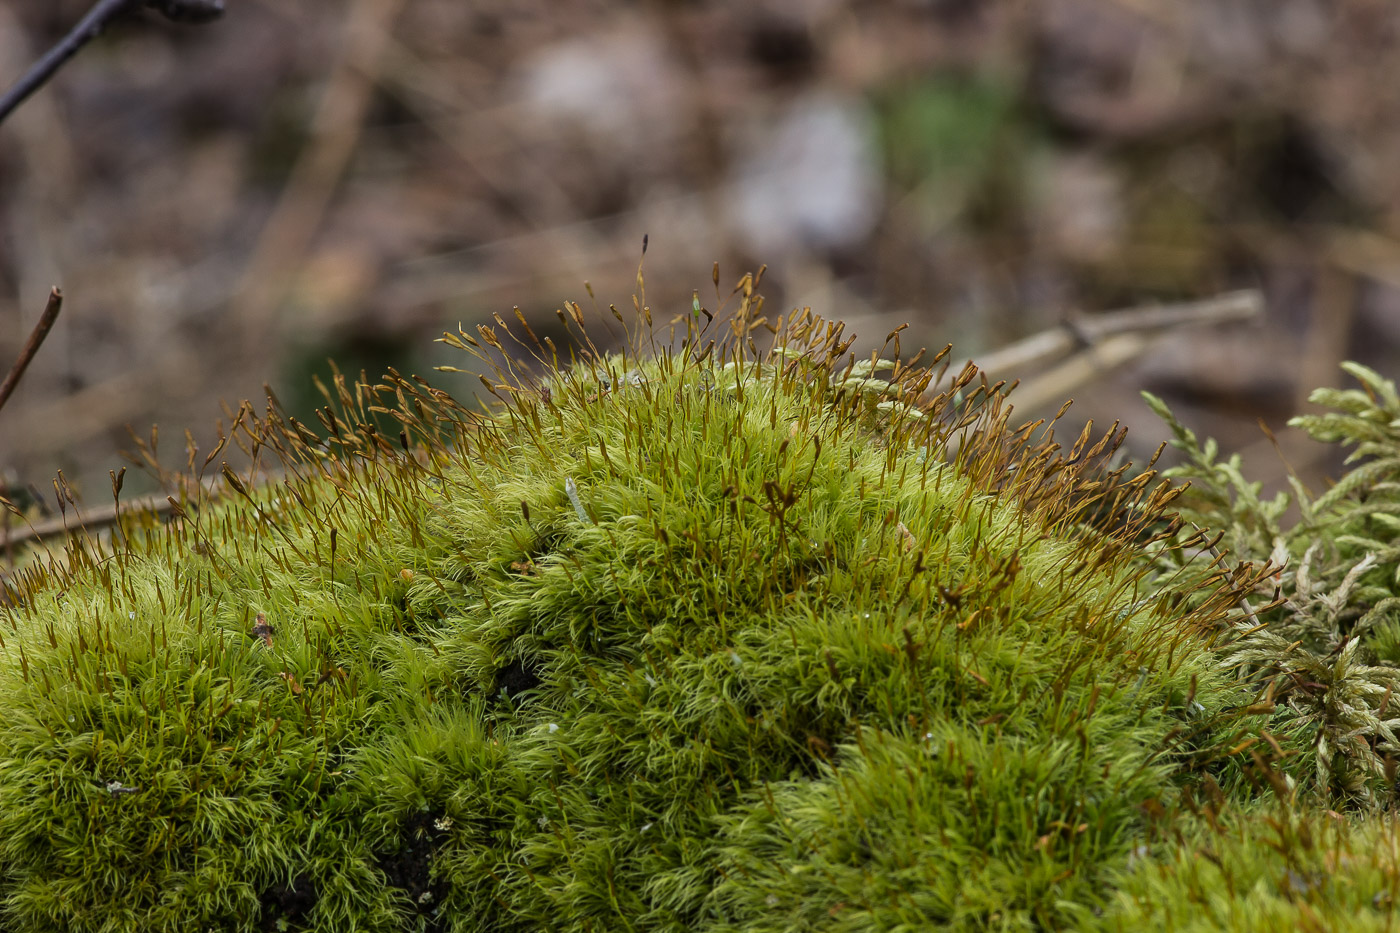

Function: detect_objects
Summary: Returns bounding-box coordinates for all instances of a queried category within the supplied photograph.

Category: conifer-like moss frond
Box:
[1144,363,1400,810]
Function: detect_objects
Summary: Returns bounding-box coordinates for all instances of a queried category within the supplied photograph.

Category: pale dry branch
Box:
[971,290,1263,380]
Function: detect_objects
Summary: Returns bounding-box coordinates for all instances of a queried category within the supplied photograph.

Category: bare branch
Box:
[145,1,225,24]
[0,287,62,416]
[0,0,224,127]
[973,290,1264,379]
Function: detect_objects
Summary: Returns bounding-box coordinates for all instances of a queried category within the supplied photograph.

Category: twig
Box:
[0,287,62,415]
[144,1,226,24]
[0,0,224,127]
[969,289,1264,380]
[1005,332,1152,413]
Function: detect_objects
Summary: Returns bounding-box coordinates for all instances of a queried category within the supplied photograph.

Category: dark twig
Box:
[0,0,138,126]
[0,288,63,416]
[145,1,225,24]
[0,0,224,127]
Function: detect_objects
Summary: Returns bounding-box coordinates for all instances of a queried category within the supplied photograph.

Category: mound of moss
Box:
[0,296,1392,931]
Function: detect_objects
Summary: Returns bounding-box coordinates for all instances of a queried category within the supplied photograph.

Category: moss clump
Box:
[0,289,1295,931]
[1102,805,1400,932]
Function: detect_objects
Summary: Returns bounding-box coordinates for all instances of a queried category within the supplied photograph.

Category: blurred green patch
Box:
[876,76,1027,231]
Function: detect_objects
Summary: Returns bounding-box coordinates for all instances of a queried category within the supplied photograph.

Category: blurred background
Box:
[1,0,1397,506]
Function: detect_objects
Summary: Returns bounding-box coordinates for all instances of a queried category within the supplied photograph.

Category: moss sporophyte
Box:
[1,278,1399,931]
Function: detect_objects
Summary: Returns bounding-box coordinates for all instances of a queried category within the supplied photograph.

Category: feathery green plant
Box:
[1144,363,1400,810]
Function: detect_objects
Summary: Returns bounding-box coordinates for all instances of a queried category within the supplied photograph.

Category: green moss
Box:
[0,293,1324,931]
[1103,805,1400,932]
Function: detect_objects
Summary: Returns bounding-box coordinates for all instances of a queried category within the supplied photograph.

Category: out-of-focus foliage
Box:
[877,76,1024,230]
